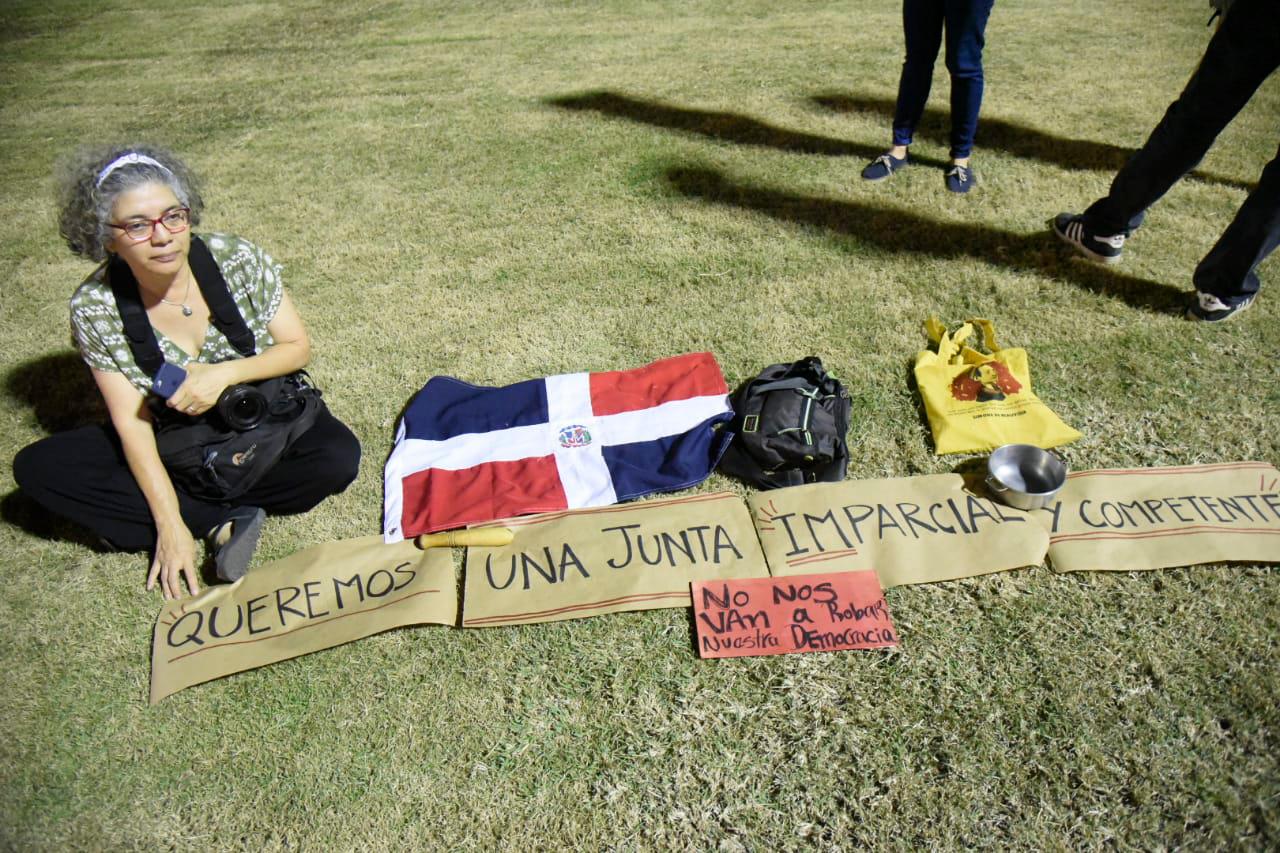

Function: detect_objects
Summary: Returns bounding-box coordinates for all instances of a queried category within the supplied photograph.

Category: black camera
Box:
[216,384,268,431]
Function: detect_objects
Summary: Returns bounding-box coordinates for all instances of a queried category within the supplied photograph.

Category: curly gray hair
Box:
[55,144,205,262]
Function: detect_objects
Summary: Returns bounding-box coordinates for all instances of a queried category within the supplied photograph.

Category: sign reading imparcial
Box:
[749,474,1050,587]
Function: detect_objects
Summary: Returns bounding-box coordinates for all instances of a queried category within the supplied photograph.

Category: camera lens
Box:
[217,384,268,431]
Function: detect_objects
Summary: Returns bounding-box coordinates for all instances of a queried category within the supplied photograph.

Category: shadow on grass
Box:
[662,164,1187,313]
[3,350,112,549]
[545,90,949,169]
[5,350,105,434]
[810,92,1257,192]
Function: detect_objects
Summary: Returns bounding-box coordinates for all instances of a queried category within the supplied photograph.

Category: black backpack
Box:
[717,357,852,490]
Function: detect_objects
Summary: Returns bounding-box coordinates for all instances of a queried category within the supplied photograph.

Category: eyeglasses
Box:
[108,207,190,242]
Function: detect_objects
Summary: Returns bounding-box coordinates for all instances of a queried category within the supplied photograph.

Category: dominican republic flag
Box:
[383,352,734,542]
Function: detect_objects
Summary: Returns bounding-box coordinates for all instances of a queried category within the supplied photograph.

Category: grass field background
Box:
[1,0,1278,848]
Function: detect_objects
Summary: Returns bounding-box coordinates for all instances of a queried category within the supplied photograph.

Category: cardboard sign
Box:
[749,474,1049,587]
[1039,462,1280,573]
[151,535,456,703]
[691,571,897,658]
[462,492,769,627]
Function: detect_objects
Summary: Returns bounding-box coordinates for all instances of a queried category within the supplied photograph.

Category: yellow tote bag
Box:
[914,318,1082,455]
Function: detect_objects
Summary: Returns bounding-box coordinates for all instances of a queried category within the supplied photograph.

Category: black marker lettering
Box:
[275,586,305,623]
[166,611,204,648]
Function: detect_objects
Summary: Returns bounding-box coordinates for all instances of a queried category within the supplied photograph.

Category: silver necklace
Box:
[158,271,194,317]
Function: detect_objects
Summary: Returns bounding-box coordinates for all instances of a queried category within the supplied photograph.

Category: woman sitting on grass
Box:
[13,145,360,599]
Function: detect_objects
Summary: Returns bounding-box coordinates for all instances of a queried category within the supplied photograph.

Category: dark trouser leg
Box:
[1083,0,1280,235]
[892,0,946,148]
[943,0,994,159]
[234,407,361,514]
[1193,142,1280,304]
[12,410,361,551]
[12,425,230,551]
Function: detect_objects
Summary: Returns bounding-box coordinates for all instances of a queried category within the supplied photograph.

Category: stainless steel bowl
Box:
[986,444,1067,511]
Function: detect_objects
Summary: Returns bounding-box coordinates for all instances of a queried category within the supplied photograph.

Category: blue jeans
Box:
[891,0,995,159]
[1082,0,1280,305]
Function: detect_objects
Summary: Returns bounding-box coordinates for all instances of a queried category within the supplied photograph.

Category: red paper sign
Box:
[691,570,898,658]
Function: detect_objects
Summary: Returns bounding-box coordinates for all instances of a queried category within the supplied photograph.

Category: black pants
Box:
[1082,0,1280,305]
[12,408,361,552]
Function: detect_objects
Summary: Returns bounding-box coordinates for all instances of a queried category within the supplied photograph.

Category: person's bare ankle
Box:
[213,521,234,548]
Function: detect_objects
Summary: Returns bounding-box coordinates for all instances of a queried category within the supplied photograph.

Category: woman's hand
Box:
[89,369,204,600]
[146,523,201,600]
[167,361,236,416]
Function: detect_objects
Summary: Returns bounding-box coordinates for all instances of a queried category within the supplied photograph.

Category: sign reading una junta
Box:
[462,491,770,627]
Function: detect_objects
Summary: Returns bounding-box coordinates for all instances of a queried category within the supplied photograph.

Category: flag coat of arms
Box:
[383,352,734,542]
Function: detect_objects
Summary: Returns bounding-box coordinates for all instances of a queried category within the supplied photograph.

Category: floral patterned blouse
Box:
[69,233,283,396]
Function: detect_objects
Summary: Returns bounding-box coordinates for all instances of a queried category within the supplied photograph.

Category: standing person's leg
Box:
[942,0,994,161]
[1055,0,1280,259]
[893,0,946,150]
[1187,142,1280,320]
[863,0,945,181]
[12,425,232,551]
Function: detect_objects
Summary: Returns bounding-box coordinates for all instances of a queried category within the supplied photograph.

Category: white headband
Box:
[94,153,172,188]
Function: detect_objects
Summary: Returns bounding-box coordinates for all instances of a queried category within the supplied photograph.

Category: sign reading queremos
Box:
[150,535,455,702]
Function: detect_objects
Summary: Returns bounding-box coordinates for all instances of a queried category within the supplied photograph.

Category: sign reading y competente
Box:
[1038,462,1280,572]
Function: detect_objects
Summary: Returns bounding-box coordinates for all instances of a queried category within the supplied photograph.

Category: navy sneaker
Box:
[1185,291,1254,322]
[861,152,908,182]
[945,164,973,193]
[1052,213,1126,264]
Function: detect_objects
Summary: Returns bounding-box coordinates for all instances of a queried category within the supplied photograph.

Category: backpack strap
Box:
[106,235,257,380]
[753,377,817,395]
[188,236,256,357]
[107,256,165,378]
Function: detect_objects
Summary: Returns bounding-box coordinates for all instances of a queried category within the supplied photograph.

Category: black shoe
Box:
[861,151,909,182]
[211,506,266,583]
[945,164,973,193]
[1052,213,1125,264]
[1185,291,1254,322]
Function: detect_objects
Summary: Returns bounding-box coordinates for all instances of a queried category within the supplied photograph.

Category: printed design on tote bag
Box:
[950,362,1022,403]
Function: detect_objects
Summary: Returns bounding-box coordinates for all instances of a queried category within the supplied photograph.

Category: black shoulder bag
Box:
[109,236,325,502]
[716,357,852,490]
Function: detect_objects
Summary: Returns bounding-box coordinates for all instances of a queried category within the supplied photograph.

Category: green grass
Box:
[2,0,1278,848]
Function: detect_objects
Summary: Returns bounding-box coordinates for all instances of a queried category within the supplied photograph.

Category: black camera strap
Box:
[108,235,258,380]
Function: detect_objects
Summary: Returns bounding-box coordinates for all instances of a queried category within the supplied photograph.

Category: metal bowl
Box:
[986,444,1067,511]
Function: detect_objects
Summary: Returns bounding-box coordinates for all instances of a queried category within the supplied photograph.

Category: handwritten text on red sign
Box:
[691,570,898,659]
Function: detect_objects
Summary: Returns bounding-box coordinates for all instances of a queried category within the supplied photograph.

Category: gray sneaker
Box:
[211,506,266,582]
